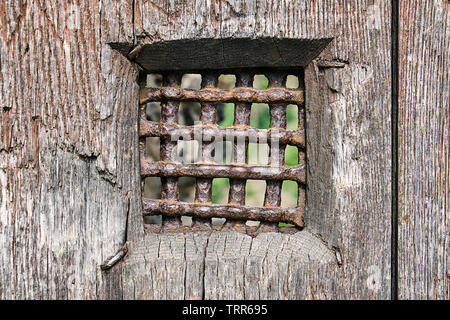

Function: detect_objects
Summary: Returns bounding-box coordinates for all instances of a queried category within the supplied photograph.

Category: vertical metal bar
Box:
[160,72,181,202]
[264,71,287,207]
[229,70,253,205]
[139,104,148,204]
[195,72,218,203]
[138,102,148,157]
[298,106,306,208]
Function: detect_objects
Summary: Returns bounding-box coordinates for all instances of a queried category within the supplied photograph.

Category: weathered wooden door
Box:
[0,1,448,299]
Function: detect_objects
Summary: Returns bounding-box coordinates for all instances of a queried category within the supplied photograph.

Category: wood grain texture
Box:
[118,0,393,299]
[105,231,336,299]
[0,0,395,299]
[398,0,449,299]
[133,37,332,71]
[0,0,138,299]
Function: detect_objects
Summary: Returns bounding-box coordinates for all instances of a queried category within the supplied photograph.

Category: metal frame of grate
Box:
[139,69,306,235]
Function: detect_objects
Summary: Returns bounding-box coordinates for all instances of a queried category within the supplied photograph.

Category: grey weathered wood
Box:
[398,0,449,300]
[0,0,138,299]
[0,0,399,299]
[106,231,336,299]
[117,0,393,299]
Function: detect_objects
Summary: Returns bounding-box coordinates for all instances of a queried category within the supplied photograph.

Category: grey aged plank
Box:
[122,0,393,299]
[398,0,449,299]
[111,231,336,299]
[0,0,394,299]
[0,0,137,299]
[132,37,332,71]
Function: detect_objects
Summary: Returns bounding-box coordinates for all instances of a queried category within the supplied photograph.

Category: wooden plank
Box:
[0,0,395,299]
[0,0,137,299]
[398,0,449,299]
[132,37,332,71]
[108,231,336,299]
[123,0,393,299]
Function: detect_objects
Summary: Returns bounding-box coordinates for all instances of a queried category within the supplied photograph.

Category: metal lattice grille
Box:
[139,69,306,235]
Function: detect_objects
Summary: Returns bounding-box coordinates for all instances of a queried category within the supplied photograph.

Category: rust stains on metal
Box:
[194,71,218,205]
[144,217,299,236]
[139,119,306,148]
[229,71,253,206]
[142,198,304,227]
[140,161,306,184]
[140,86,304,105]
[265,72,287,207]
[139,68,306,234]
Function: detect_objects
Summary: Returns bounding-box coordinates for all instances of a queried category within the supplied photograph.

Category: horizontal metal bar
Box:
[142,199,304,227]
[139,119,306,148]
[141,161,306,183]
[140,87,304,105]
[144,217,299,236]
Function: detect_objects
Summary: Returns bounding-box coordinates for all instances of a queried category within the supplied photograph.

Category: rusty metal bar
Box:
[265,71,287,207]
[160,73,181,204]
[140,86,304,105]
[195,72,218,204]
[142,198,304,227]
[229,70,253,205]
[298,106,306,208]
[141,161,306,183]
[139,68,306,234]
[144,217,298,236]
[139,119,306,148]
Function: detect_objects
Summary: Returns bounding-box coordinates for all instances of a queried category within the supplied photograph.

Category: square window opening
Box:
[181,215,193,227]
[214,140,233,164]
[178,177,196,203]
[281,180,298,208]
[146,73,163,88]
[285,145,299,166]
[145,137,161,161]
[178,102,201,126]
[247,143,269,165]
[286,104,299,130]
[253,74,268,89]
[138,67,306,234]
[245,180,266,207]
[212,217,226,227]
[176,139,199,163]
[212,178,230,204]
[143,177,162,200]
[246,220,261,227]
[250,103,270,129]
[181,74,202,89]
[286,75,299,89]
[144,214,162,225]
[217,103,234,127]
[145,102,161,122]
[218,74,236,89]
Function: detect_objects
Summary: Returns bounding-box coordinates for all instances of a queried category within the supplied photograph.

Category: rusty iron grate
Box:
[139,69,306,235]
